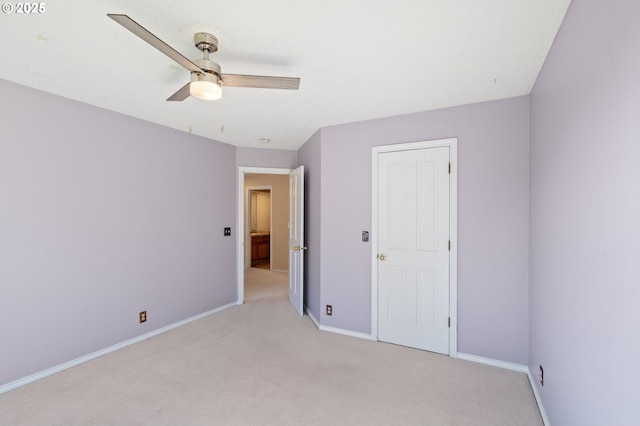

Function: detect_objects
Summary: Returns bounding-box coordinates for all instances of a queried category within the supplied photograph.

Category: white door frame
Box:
[237,167,292,304]
[371,138,458,356]
[245,185,273,268]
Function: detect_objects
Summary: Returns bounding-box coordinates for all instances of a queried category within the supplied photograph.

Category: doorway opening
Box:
[237,166,304,314]
[248,187,272,269]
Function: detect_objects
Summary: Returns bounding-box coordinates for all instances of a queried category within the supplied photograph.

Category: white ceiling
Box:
[0,0,571,150]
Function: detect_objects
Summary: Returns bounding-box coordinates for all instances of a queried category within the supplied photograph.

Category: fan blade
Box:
[167,82,191,101]
[107,14,203,74]
[221,74,300,90]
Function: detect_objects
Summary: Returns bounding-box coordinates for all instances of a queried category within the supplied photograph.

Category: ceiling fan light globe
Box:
[190,80,222,100]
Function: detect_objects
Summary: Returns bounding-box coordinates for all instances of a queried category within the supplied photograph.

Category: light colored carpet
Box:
[244,267,288,303]
[0,268,543,425]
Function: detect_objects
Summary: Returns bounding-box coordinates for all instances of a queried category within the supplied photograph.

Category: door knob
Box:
[379,253,387,261]
[294,246,308,251]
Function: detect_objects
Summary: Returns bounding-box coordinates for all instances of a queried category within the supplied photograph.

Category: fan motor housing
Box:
[194,32,218,53]
[193,58,221,77]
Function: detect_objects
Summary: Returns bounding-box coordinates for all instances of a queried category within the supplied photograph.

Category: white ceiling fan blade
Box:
[107,14,203,74]
[167,82,191,101]
[221,74,300,90]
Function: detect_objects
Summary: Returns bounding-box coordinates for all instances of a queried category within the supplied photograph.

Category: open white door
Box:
[288,166,305,315]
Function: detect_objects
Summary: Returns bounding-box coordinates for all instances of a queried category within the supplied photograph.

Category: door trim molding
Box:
[237,167,292,304]
[370,138,458,356]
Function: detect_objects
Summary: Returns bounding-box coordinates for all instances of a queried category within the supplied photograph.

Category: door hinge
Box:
[448,162,451,174]
[448,317,451,328]
[448,240,451,251]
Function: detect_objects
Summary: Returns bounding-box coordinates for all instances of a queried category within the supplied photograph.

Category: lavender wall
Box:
[0,80,237,387]
[236,147,298,169]
[297,130,322,320]
[529,1,640,424]
[303,97,530,364]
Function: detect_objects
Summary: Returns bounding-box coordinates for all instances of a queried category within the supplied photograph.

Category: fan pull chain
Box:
[220,93,224,133]
[188,96,193,134]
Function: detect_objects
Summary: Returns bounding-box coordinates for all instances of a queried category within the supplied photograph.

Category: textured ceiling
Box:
[0,0,571,150]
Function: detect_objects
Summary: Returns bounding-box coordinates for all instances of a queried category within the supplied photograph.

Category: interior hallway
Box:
[244,266,288,303]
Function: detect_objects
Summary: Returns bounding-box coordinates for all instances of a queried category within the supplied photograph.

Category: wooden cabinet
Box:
[251,234,270,266]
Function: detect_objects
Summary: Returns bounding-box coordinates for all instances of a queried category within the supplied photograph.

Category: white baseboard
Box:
[527,368,551,426]
[0,302,237,395]
[304,305,375,341]
[319,324,376,341]
[456,352,529,373]
[457,353,550,426]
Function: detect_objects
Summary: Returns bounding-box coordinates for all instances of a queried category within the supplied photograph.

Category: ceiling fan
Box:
[107,14,300,101]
